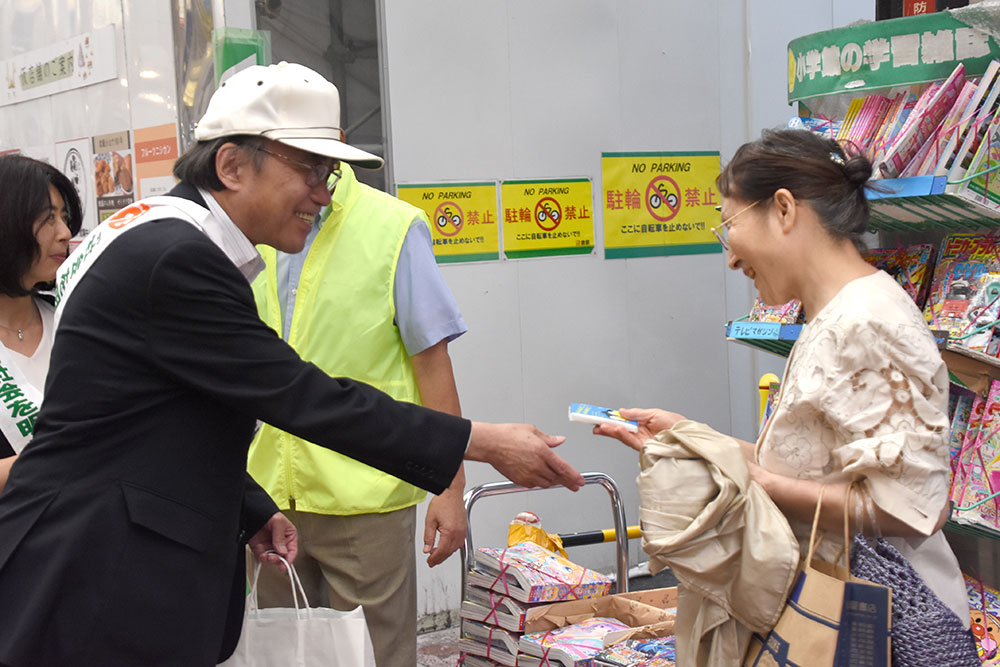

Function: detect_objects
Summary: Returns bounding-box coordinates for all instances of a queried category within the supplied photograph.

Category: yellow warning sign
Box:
[396,182,499,263]
[602,152,721,258]
[500,179,594,259]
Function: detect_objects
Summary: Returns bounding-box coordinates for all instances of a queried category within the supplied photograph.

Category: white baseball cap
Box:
[194,61,384,169]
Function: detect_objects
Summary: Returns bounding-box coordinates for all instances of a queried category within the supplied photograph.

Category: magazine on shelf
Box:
[459,619,523,667]
[747,296,802,324]
[517,617,632,667]
[953,380,1000,530]
[861,244,935,309]
[949,393,976,489]
[879,64,965,178]
[923,233,1000,342]
[904,81,976,178]
[466,541,614,604]
[952,392,987,504]
[947,60,1000,190]
[963,572,1000,664]
[461,584,544,632]
[787,116,841,139]
[870,90,917,166]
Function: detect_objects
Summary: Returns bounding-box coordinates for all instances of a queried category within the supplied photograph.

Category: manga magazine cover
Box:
[924,233,1000,350]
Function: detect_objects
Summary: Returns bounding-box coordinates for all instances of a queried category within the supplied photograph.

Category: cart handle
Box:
[460,472,630,602]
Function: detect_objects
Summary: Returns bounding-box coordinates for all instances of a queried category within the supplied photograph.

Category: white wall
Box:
[382,0,873,622]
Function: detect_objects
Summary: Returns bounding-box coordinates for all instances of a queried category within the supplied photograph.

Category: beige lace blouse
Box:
[757,270,968,623]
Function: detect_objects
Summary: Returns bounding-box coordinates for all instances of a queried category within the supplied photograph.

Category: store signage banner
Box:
[601,152,721,259]
[134,123,179,199]
[2,24,118,106]
[500,179,594,259]
[396,182,500,263]
[788,13,999,102]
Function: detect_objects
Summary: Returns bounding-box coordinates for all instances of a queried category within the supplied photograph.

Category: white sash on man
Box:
[0,344,43,454]
[54,196,211,328]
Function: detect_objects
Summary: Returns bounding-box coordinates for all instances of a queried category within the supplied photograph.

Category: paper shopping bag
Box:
[219,555,376,667]
[743,487,892,667]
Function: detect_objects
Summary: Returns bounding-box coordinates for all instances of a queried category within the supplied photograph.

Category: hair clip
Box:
[829,152,845,165]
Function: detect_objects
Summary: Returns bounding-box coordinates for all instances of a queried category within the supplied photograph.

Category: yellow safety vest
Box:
[248,164,427,514]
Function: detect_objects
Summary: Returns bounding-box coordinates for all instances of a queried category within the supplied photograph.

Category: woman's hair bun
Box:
[841,154,873,189]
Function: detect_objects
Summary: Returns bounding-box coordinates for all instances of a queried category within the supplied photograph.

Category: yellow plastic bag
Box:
[507,511,567,558]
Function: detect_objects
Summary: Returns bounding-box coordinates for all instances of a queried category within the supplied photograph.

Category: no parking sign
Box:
[396,181,500,263]
[500,178,595,259]
[601,152,721,259]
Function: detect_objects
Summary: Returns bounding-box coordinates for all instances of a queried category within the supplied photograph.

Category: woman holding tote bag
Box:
[596,129,978,662]
[0,155,80,492]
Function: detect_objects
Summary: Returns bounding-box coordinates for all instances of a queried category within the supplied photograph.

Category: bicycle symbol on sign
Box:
[434,202,463,237]
[645,176,681,222]
[534,197,562,231]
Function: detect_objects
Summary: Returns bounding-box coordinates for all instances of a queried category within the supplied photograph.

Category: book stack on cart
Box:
[458,541,677,667]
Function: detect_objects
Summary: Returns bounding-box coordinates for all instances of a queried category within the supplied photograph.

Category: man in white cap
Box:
[0,62,584,667]
[244,72,466,666]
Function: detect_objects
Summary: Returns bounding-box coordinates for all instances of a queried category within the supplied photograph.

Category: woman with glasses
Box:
[596,128,975,656]
[0,154,81,492]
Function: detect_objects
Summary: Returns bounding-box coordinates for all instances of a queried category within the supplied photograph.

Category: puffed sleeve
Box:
[818,315,950,535]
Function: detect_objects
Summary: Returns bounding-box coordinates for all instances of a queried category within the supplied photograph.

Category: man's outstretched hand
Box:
[466,422,584,490]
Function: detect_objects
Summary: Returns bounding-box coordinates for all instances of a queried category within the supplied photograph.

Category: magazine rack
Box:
[460,471,630,603]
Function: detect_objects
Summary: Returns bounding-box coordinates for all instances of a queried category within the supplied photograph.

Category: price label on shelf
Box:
[729,321,781,340]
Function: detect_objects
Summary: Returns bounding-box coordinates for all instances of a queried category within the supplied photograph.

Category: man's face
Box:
[236,140,337,252]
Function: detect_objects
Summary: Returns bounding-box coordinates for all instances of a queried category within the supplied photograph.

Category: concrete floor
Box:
[415,566,678,665]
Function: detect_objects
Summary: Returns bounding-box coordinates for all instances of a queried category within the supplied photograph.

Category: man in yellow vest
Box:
[247,114,467,665]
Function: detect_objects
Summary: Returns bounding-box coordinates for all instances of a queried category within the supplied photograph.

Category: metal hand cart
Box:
[460,471,631,603]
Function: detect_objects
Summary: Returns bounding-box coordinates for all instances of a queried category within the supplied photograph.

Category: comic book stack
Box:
[789,58,1000,208]
[458,541,614,666]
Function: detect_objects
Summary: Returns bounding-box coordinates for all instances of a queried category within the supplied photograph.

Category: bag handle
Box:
[808,484,855,572]
[247,551,312,621]
[805,485,827,564]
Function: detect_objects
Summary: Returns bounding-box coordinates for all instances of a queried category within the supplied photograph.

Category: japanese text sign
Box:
[500,179,595,259]
[2,24,118,107]
[396,182,499,263]
[788,12,999,102]
[601,152,721,259]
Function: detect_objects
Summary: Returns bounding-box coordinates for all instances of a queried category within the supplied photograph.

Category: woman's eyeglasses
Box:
[711,199,761,250]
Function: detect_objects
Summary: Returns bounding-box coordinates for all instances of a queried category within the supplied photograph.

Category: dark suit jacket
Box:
[0,184,470,666]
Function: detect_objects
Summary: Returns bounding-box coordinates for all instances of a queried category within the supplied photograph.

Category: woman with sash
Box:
[0,155,80,491]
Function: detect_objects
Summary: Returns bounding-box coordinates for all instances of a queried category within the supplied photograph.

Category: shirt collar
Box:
[196,187,266,283]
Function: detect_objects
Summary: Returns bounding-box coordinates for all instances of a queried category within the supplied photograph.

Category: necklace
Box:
[0,324,25,340]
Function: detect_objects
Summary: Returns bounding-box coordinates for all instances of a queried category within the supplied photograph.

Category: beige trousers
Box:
[252,506,417,667]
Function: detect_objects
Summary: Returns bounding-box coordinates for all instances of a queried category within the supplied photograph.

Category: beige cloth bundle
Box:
[638,420,800,667]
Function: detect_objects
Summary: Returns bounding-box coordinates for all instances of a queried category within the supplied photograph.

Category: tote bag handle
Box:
[247,552,312,621]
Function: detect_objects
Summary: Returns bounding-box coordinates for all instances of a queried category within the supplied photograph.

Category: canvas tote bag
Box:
[219,554,376,667]
[743,486,892,667]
